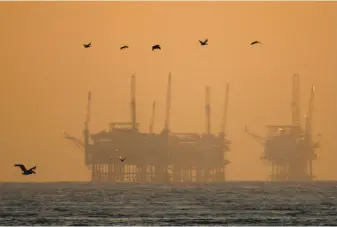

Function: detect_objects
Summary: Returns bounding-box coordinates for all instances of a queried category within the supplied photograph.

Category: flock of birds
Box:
[82,39,262,50]
[14,38,261,177]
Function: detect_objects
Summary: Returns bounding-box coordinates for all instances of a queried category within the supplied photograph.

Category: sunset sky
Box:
[0,1,336,182]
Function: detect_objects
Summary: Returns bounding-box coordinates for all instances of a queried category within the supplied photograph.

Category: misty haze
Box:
[0,1,336,226]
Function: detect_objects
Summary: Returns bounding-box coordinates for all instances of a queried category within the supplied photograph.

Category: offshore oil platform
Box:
[245,74,320,181]
[64,73,231,183]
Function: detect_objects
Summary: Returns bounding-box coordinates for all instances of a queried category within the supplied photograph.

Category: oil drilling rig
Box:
[245,74,320,181]
[63,73,231,183]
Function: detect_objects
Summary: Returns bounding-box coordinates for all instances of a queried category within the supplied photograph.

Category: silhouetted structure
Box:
[64,73,231,183]
[245,74,320,181]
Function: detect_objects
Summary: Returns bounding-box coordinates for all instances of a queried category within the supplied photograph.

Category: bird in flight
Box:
[199,39,208,46]
[250,40,261,45]
[152,44,161,51]
[117,156,126,163]
[14,164,36,175]
[83,42,92,48]
[120,45,129,50]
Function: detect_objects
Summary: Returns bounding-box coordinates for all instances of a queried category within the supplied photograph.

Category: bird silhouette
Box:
[199,39,208,46]
[250,40,261,45]
[14,164,36,175]
[152,44,161,51]
[120,45,128,50]
[83,42,91,48]
[117,156,126,163]
[224,160,231,165]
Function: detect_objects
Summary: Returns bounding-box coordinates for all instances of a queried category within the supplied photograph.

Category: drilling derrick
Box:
[198,86,213,182]
[218,83,231,179]
[149,101,156,134]
[205,86,211,135]
[157,73,172,183]
[304,86,314,140]
[219,83,231,155]
[303,85,319,179]
[291,74,301,136]
[162,73,172,135]
[292,74,301,126]
[245,74,319,181]
[84,91,92,166]
[219,83,229,139]
[130,74,137,131]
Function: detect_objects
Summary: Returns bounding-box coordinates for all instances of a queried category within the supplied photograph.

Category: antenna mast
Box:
[149,101,156,133]
[220,83,229,137]
[205,86,211,135]
[130,74,137,130]
[163,73,172,133]
[292,74,301,127]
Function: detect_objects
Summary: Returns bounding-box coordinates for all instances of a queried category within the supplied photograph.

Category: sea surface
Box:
[0,181,337,226]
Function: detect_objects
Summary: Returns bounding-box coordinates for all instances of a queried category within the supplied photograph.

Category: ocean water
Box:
[0,181,336,226]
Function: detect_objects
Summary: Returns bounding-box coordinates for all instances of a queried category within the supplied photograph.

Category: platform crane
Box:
[63,130,84,152]
[244,126,265,147]
[63,91,92,168]
[63,91,91,152]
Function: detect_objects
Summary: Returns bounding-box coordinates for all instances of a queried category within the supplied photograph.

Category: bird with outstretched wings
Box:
[152,44,161,51]
[199,39,208,46]
[117,156,126,163]
[83,42,92,48]
[14,164,36,175]
[120,45,129,50]
[250,40,261,45]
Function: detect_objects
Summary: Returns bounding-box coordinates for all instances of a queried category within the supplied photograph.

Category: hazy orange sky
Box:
[0,1,336,182]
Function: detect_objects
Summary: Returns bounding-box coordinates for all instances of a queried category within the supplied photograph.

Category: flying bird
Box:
[117,156,126,163]
[14,164,36,175]
[224,160,231,165]
[152,44,161,51]
[250,40,261,45]
[199,39,208,46]
[83,42,92,48]
[120,45,129,50]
